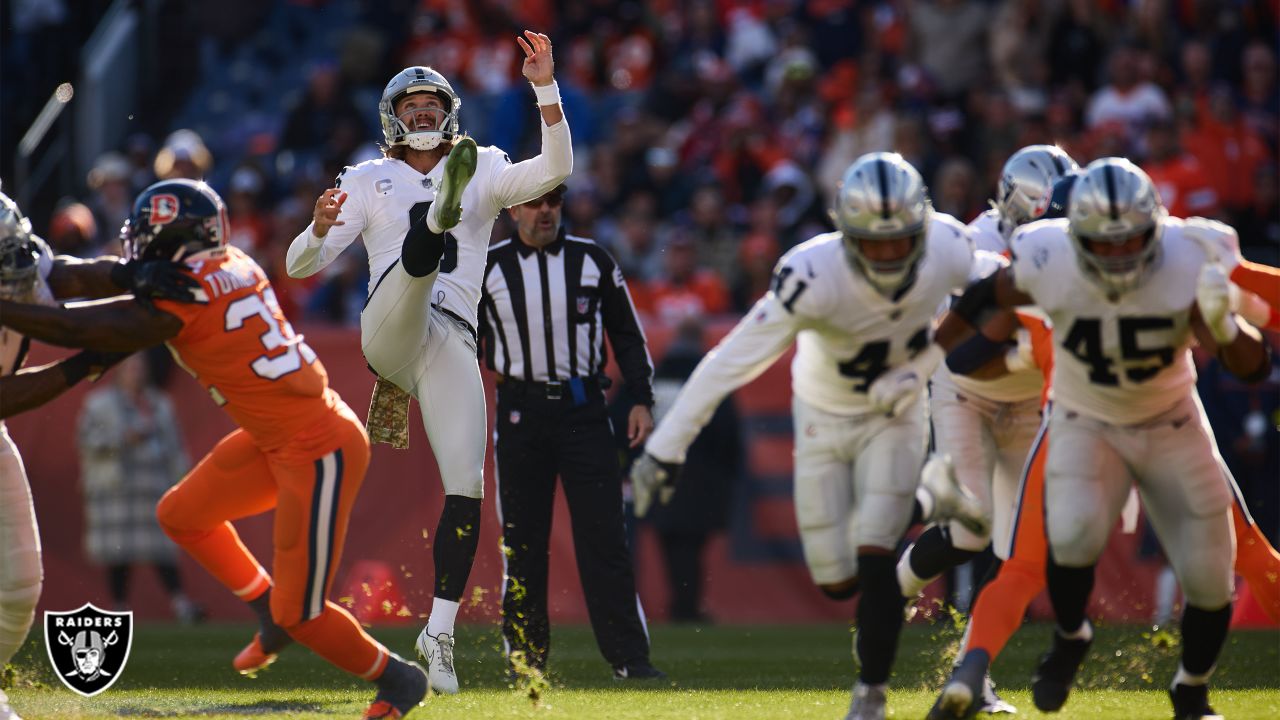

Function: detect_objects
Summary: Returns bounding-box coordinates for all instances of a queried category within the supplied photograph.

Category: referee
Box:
[479,183,664,680]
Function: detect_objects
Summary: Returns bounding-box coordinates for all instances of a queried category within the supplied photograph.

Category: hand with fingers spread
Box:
[517,30,555,86]
[312,188,348,238]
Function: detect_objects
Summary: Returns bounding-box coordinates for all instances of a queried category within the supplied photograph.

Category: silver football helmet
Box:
[0,191,39,301]
[995,145,1078,232]
[830,152,931,295]
[1067,157,1166,295]
[379,66,462,152]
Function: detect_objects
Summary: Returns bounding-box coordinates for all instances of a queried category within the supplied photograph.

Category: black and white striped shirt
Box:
[479,228,654,404]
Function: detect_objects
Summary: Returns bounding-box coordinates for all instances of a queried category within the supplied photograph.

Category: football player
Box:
[0,180,428,720]
[0,191,200,720]
[927,175,1280,719]
[895,145,1077,714]
[630,152,990,720]
[932,158,1269,720]
[284,31,571,693]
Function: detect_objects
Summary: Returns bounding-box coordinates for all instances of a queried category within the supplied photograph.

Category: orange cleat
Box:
[362,701,403,719]
[233,633,278,677]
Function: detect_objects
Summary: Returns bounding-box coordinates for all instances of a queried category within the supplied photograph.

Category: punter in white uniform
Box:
[946,158,1269,720]
[895,145,1077,715]
[631,153,987,720]
[285,32,571,694]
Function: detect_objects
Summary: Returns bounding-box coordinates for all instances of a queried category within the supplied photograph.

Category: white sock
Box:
[1172,663,1214,687]
[425,208,444,235]
[427,598,460,636]
[916,486,936,524]
[896,548,935,598]
[1058,619,1093,642]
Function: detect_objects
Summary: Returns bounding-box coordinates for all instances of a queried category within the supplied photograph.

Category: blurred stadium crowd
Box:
[4,0,1278,535]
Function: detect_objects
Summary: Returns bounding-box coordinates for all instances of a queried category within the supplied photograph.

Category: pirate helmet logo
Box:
[44,603,133,697]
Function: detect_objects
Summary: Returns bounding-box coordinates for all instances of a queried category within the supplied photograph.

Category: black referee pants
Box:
[494,385,650,671]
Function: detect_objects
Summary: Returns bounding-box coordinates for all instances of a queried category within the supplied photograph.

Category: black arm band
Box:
[946,332,1008,375]
[951,273,1001,328]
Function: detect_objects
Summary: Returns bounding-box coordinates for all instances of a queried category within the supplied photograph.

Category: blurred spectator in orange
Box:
[1142,120,1219,219]
[85,152,134,248]
[817,85,895,208]
[153,129,213,181]
[1086,45,1172,148]
[1183,84,1270,217]
[47,201,99,258]
[225,166,273,254]
[636,232,729,323]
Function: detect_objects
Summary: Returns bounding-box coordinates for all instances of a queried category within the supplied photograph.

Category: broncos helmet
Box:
[379,66,462,152]
[121,179,228,262]
[829,152,931,295]
[995,145,1078,233]
[0,191,40,300]
[1067,157,1166,295]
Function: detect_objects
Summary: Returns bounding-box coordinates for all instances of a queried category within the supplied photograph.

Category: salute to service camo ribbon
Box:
[367,377,412,449]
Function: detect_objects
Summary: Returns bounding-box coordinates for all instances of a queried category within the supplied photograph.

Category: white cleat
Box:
[414,627,459,695]
[0,688,22,720]
[921,454,990,537]
[978,673,1018,714]
[845,682,887,720]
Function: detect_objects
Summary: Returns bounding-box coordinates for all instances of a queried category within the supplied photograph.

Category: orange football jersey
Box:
[1016,310,1055,407]
[155,246,356,462]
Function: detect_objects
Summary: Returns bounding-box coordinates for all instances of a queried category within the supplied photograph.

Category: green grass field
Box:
[4,622,1277,719]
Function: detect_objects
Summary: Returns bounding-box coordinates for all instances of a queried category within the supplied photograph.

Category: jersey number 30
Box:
[225,288,319,380]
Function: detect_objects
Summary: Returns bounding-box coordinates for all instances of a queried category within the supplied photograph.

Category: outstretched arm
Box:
[0,350,129,419]
[489,31,573,208]
[0,297,182,352]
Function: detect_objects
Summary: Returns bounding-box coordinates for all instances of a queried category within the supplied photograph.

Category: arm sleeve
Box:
[646,293,800,463]
[484,117,573,211]
[285,178,366,278]
[599,258,655,406]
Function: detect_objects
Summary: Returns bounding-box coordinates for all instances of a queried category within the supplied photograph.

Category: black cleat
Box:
[1169,683,1224,720]
[928,650,988,719]
[613,660,667,681]
[1031,624,1093,712]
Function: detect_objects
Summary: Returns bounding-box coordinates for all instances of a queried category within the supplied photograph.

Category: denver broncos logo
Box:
[149,194,180,225]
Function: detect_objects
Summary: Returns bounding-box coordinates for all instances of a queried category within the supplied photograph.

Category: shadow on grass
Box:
[113,700,332,716]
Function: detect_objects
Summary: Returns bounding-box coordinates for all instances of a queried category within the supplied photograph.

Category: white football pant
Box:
[792,396,927,585]
[361,263,486,499]
[0,425,42,665]
[930,377,1041,558]
[1045,393,1235,609]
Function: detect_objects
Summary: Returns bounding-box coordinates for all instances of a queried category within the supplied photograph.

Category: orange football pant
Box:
[157,421,390,680]
[965,417,1280,661]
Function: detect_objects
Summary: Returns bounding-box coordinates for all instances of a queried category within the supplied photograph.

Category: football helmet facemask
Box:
[0,191,40,300]
[1067,158,1166,295]
[379,66,462,152]
[830,152,931,296]
[121,179,229,262]
[995,145,1078,233]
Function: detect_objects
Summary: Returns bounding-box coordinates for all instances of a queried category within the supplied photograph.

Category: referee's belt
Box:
[497,375,611,403]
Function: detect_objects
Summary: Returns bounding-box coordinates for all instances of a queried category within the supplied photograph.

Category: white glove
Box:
[1004,328,1036,373]
[1197,263,1240,344]
[630,453,681,518]
[868,344,944,418]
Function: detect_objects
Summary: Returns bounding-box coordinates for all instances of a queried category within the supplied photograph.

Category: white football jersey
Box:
[933,218,1044,403]
[968,209,1012,255]
[286,122,571,329]
[646,213,975,463]
[1011,216,1214,425]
